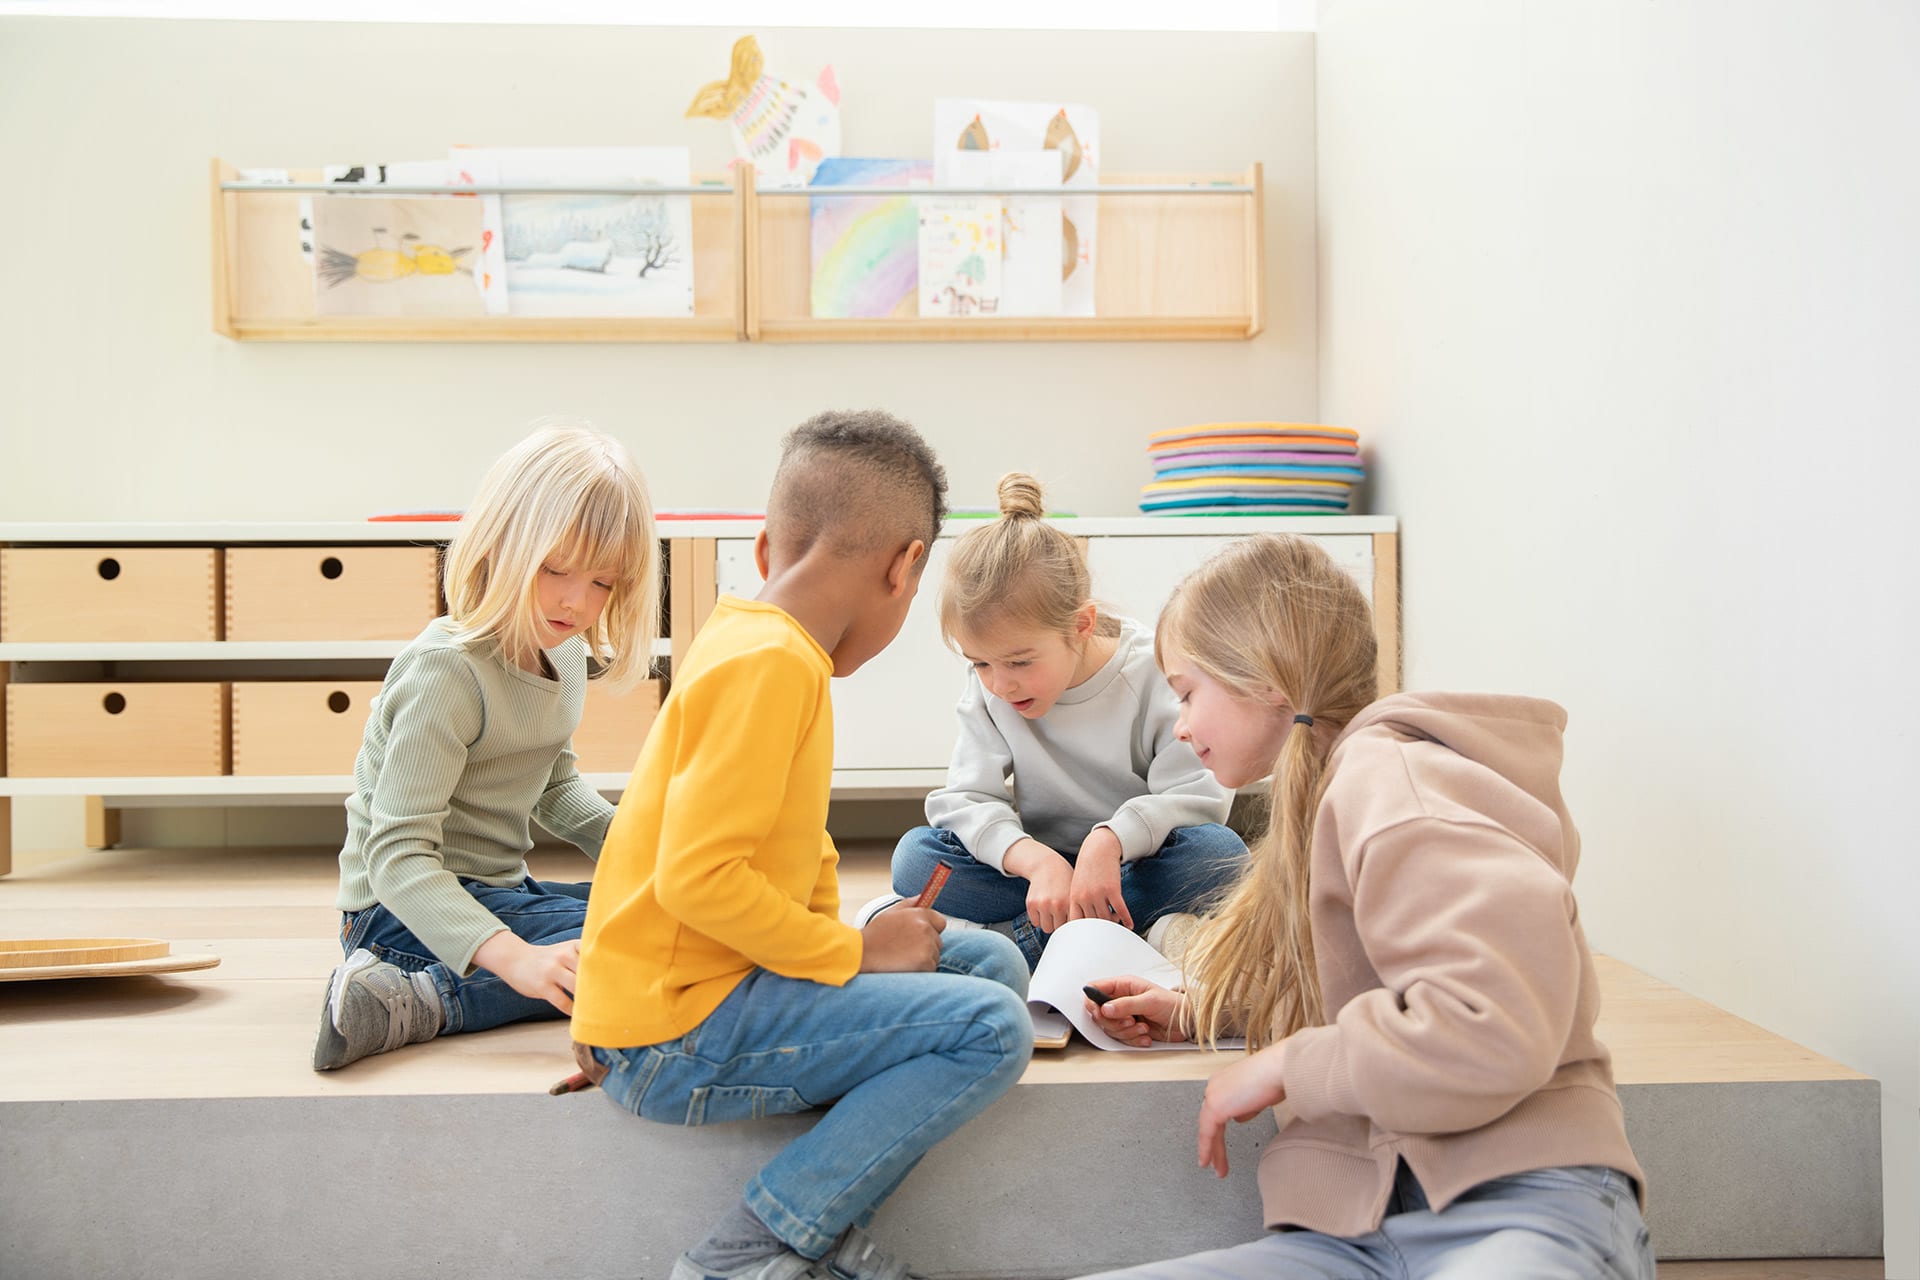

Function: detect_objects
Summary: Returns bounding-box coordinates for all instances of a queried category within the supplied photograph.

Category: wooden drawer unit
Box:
[5,682,227,777]
[225,546,438,641]
[0,547,219,642]
[231,680,381,776]
[572,678,663,774]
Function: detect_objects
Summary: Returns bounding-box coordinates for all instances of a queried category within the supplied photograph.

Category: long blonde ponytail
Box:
[1155,534,1377,1049]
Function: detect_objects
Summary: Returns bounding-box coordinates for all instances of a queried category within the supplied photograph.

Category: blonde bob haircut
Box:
[1155,533,1376,1051]
[443,421,658,688]
[938,472,1119,649]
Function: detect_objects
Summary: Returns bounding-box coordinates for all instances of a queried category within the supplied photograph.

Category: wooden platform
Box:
[0,844,1885,1279]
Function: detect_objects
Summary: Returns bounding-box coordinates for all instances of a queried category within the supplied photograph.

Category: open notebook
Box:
[1025,918,1243,1051]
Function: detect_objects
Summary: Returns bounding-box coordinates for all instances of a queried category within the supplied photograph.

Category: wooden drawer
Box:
[225,546,438,641]
[231,680,381,776]
[5,682,226,777]
[571,678,663,774]
[0,547,219,642]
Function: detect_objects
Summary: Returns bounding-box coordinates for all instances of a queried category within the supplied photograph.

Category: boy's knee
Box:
[969,983,1035,1073]
[943,928,1029,1000]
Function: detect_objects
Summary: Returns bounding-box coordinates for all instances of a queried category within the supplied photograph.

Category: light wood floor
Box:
[0,843,1886,1278]
[0,841,1870,1105]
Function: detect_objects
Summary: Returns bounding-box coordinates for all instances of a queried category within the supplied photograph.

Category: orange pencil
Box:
[912,862,952,909]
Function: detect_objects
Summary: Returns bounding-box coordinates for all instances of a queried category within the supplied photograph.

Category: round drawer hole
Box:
[97,558,121,581]
[102,692,127,715]
[327,691,352,714]
[320,557,344,580]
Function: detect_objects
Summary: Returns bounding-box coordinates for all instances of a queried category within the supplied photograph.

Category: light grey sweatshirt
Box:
[335,617,613,973]
[924,616,1232,870]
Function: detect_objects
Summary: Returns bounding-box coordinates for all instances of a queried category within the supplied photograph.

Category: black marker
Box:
[1082,984,1113,1007]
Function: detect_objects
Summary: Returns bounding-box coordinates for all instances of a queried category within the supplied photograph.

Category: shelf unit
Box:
[0,515,1397,875]
[213,161,1264,343]
[0,520,950,873]
[211,163,748,343]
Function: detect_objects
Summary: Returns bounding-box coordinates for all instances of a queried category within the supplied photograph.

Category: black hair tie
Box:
[1293,713,1314,726]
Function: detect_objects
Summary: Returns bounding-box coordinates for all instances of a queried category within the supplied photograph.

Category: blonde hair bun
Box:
[996,472,1046,520]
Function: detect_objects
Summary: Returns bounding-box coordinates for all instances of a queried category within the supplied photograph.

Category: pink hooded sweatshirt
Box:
[1261,692,1645,1236]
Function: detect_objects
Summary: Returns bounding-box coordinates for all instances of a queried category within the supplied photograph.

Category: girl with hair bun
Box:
[859,471,1248,969]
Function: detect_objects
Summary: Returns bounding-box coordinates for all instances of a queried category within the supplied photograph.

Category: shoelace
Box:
[372,970,420,1054]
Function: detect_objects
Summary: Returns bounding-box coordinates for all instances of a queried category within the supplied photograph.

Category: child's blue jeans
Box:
[338,876,589,1034]
[586,929,1033,1260]
[891,823,1249,967]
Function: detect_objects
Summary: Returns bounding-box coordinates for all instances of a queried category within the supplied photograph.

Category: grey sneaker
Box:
[854,892,985,932]
[668,1251,818,1280]
[852,892,905,927]
[311,948,445,1071]
[819,1226,925,1280]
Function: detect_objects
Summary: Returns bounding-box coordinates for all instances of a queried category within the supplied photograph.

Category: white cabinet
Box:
[717,538,965,773]
[1083,533,1377,630]
[712,518,1398,790]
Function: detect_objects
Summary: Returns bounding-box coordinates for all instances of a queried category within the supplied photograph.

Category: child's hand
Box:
[859,907,945,973]
[1004,838,1075,934]
[1068,828,1131,927]
[1197,1047,1287,1178]
[473,932,579,1015]
[1083,974,1190,1047]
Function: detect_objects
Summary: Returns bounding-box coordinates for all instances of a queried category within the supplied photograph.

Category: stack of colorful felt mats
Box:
[1140,423,1364,515]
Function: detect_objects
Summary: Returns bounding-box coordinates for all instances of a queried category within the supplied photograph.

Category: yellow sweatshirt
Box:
[572,596,864,1048]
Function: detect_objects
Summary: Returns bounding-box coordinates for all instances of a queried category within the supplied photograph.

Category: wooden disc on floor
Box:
[0,938,221,982]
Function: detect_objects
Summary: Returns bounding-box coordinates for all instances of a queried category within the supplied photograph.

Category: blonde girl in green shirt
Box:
[314,421,657,1071]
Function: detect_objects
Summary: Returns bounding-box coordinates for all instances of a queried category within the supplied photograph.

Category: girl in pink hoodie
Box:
[1084,533,1653,1280]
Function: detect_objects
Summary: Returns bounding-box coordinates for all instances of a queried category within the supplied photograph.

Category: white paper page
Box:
[933,99,1099,315]
[446,149,510,315]
[1027,918,1198,1052]
[946,150,1062,318]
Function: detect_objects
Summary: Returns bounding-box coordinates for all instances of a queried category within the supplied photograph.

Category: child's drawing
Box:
[918,199,1002,318]
[686,34,841,188]
[935,99,1100,316]
[309,195,486,318]
[460,147,696,318]
[809,157,933,319]
[943,149,1062,317]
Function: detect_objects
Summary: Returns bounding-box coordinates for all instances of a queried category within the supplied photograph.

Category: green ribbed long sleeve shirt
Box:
[335,617,613,973]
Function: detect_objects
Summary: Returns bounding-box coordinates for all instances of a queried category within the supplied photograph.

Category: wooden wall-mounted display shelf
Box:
[211,160,1264,344]
[747,165,1265,343]
[211,162,748,343]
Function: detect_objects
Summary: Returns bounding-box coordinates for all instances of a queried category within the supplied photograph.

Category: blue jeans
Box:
[1086,1160,1655,1279]
[588,929,1032,1259]
[338,876,590,1035]
[891,823,1249,967]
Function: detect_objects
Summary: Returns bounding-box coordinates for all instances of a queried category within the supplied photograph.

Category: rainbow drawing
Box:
[810,157,933,319]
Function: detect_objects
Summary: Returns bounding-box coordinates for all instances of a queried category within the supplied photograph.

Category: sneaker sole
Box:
[311,949,381,1072]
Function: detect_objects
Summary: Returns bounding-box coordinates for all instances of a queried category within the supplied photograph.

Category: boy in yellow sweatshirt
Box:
[571,410,1032,1280]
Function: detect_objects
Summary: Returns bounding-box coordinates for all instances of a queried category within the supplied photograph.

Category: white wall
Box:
[0,17,1317,848]
[1317,2,1918,1269]
[0,18,1315,524]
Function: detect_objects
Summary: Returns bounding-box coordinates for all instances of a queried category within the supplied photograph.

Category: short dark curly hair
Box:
[767,409,949,561]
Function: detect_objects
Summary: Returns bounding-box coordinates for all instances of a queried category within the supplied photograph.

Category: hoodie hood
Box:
[1331,692,1580,878]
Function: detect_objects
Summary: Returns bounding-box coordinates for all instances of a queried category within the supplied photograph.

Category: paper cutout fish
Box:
[687,35,842,188]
